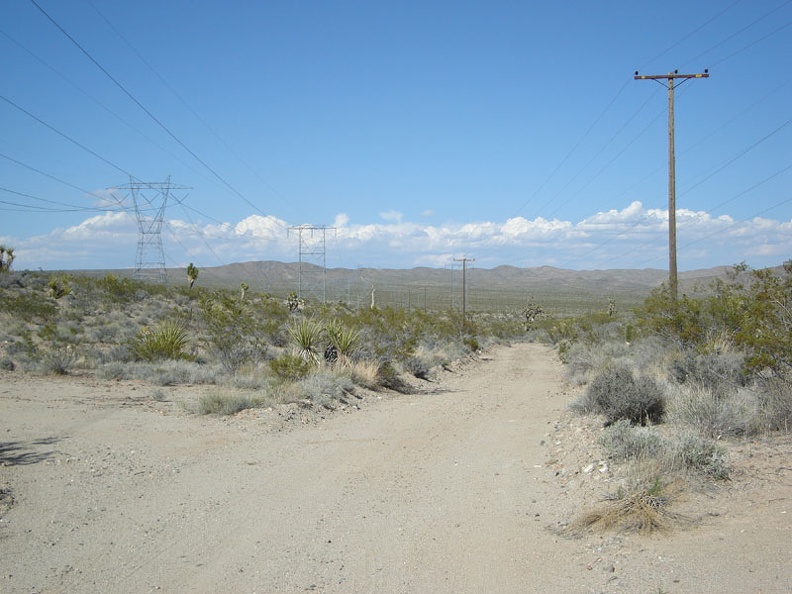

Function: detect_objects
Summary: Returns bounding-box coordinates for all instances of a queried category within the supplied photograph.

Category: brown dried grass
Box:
[572,478,688,535]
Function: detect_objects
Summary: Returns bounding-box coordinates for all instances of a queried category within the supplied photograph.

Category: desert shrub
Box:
[670,432,730,479]
[377,360,412,393]
[463,335,479,352]
[404,355,431,380]
[131,321,191,362]
[638,262,792,378]
[0,290,57,323]
[93,274,140,304]
[148,360,204,386]
[564,340,633,385]
[47,275,72,299]
[669,349,746,393]
[97,360,219,385]
[666,384,754,438]
[294,371,354,409]
[96,361,126,380]
[598,419,665,461]
[199,294,266,373]
[754,377,792,432]
[193,391,260,415]
[269,353,313,381]
[39,346,76,375]
[0,358,15,371]
[585,365,666,426]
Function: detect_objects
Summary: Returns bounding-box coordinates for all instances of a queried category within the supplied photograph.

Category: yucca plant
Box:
[325,321,360,361]
[131,320,191,362]
[287,318,323,364]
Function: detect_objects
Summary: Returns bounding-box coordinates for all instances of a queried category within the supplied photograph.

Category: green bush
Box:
[638,262,792,377]
[199,294,265,373]
[586,365,666,426]
[0,290,57,323]
[269,353,313,381]
[669,350,746,393]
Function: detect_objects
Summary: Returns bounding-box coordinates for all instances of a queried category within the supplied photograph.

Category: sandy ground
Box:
[0,343,790,594]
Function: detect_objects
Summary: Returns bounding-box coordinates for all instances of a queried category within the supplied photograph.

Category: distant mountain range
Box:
[82,260,732,314]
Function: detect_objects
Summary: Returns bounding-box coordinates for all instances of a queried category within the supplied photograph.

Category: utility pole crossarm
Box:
[634,72,709,80]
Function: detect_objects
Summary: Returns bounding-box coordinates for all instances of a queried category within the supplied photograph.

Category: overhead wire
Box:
[0,185,128,213]
[557,2,792,270]
[513,77,633,220]
[559,74,792,269]
[0,151,125,207]
[29,0,281,229]
[83,0,300,227]
[0,27,223,192]
[1,94,136,180]
[518,0,747,223]
[682,0,792,69]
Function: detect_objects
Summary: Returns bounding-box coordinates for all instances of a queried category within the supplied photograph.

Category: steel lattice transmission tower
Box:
[118,176,191,284]
[288,225,334,303]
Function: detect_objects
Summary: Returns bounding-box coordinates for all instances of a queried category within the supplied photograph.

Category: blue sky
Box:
[1,0,790,272]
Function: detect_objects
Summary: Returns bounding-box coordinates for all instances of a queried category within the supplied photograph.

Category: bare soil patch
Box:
[1,343,790,593]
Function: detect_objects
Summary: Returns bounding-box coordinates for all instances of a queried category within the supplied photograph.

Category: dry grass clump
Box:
[189,390,263,415]
[343,359,380,390]
[572,477,687,535]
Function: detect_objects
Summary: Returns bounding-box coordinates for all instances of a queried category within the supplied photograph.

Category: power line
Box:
[1,94,135,179]
[683,0,792,69]
[0,151,124,207]
[0,185,123,213]
[606,160,792,270]
[29,0,275,225]
[0,27,219,189]
[513,78,633,219]
[638,0,744,69]
[83,0,300,226]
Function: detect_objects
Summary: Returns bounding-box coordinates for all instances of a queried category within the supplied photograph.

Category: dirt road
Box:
[1,343,790,593]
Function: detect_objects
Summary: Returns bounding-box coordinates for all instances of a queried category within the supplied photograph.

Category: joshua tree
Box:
[0,245,15,273]
[522,301,544,331]
[186,262,199,290]
[240,282,249,302]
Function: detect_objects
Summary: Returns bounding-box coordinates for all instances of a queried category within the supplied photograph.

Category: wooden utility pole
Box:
[454,257,475,323]
[634,69,708,300]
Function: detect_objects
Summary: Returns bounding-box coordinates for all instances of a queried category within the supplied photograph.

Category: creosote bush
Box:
[585,366,666,426]
[269,353,313,382]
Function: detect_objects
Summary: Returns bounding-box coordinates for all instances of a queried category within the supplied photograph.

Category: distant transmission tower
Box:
[288,225,334,303]
[118,176,191,284]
